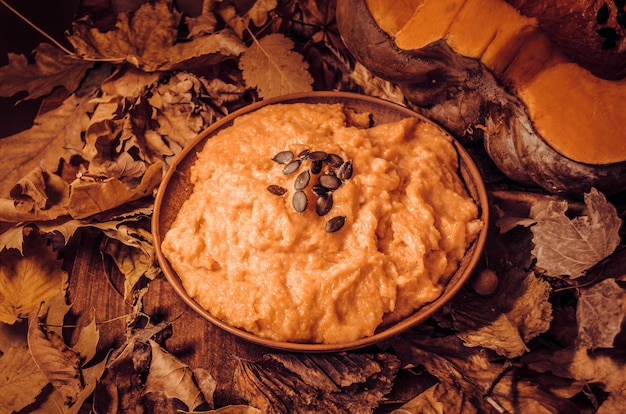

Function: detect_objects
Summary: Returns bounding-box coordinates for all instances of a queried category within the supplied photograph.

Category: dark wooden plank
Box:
[64,228,266,407]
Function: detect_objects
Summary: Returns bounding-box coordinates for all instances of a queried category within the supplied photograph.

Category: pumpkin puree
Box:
[161,103,482,344]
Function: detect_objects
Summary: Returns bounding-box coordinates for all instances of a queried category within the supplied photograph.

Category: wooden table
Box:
[64,228,270,407]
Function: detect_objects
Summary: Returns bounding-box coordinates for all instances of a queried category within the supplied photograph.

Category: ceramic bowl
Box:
[152,91,488,352]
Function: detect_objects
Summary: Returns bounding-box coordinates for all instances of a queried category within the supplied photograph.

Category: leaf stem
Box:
[0,0,76,56]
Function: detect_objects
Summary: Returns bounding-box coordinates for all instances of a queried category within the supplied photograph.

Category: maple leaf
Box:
[531,188,622,278]
[0,93,94,199]
[239,33,314,99]
[0,224,29,253]
[577,278,625,350]
[449,268,553,358]
[0,233,68,324]
[0,43,93,102]
[67,0,245,72]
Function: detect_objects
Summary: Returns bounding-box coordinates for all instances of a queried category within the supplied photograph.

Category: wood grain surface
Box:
[63,228,267,407]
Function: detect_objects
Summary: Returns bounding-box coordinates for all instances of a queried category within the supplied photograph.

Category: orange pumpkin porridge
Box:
[161,102,482,344]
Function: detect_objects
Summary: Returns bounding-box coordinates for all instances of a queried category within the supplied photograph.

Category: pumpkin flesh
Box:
[365,0,626,165]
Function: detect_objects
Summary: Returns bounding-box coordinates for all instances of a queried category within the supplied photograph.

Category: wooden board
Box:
[64,229,266,407]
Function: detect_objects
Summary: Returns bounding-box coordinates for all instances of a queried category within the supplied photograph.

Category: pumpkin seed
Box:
[294,170,310,190]
[316,193,333,216]
[597,3,610,24]
[272,150,294,164]
[292,190,308,213]
[597,27,619,49]
[618,9,626,27]
[319,174,342,190]
[312,184,328,197]
[325,215,346,233]
[282,159,302,175]
[308,150,328,161]
[311,160,323,174]
[337,160,353,180]
[325,153,344,168]
[267,185,287,195]
[298,149,310,159]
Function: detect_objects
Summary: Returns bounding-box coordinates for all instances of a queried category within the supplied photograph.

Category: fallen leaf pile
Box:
[0,0,625,413]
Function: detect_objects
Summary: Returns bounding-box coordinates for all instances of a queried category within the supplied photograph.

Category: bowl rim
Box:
[152,91,489,352]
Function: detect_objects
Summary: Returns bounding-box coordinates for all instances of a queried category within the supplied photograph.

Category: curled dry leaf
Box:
[0,93,94,199]
[67,161,163,219]
[524,345,626,413]
[234,352,400,413]
[392,332,582,414]
[144,339,206,410]
[101,225,158,298]
[67,0,245,72]
[449,268,553,358]
[348,62,406,105]
[0,43,93,102]
[0,343,50,413]
[94,321,224,413]
[27,309,83,406]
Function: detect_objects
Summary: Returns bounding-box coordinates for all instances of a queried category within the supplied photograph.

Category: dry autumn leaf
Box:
[101,226,158,298]
[67,0,245,72]
[0,43,93,102]
[524,345,626,413]
[92,321,232,413]
[392,332,582,414]
[144,339,207,410]
[391,384,451,414]
[27,309,83,405]
[0,343,50,412]
[577,278,625,350]
[0,93,94,199]
[234,352,400,413]
[67,161,163,219]
[239,33,314,99]
[531,188,621,278]
[0,234,68,325]
[449,268,553,358]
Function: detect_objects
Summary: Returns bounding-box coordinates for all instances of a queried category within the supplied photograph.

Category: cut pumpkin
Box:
[336,0,626,195]
[366,0,626,165]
